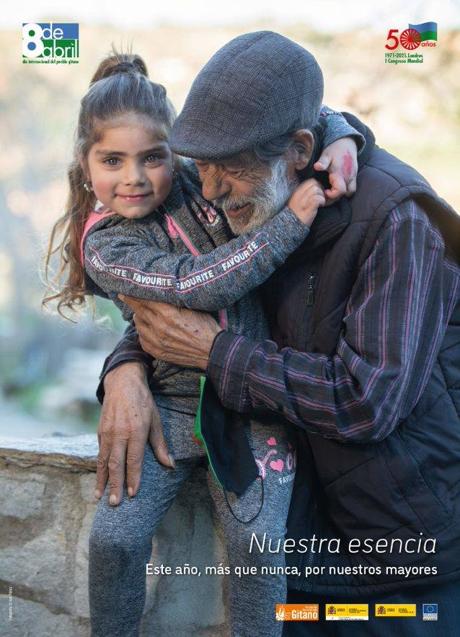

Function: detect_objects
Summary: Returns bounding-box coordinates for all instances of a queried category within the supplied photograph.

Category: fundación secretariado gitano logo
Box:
[22,22,79,64]
[275,604,319,622]
[385,21,437,65]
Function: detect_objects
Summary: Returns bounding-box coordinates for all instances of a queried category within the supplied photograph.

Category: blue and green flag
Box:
[409,22,438,41]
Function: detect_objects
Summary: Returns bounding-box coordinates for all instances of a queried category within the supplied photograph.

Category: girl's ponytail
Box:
[89,52,148,84]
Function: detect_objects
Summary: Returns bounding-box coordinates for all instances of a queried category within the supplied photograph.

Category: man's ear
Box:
[288,129,314,171]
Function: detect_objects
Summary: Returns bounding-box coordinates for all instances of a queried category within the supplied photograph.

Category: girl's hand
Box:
[314,137,358,205]
[288,178,326,227]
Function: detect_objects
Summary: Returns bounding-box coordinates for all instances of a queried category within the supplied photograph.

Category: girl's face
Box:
[86,114,174,219]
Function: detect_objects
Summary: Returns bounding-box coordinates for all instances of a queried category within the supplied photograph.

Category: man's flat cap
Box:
[170,31,324,160]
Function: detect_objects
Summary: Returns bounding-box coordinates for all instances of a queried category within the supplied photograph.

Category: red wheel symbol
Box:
[400,28,421,50]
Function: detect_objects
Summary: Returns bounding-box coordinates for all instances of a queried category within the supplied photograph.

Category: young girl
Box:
[45,53,361,637]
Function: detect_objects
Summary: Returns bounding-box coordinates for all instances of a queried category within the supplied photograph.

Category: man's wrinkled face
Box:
[194,153,298,234]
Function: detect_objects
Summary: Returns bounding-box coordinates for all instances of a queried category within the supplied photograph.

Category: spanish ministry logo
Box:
[22,22,79,64]
[385,21,437,65]
[325,604,369,621]
[374,604,417,617]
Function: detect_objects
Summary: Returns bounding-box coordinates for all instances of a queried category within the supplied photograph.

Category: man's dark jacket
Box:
[263,118,460,597]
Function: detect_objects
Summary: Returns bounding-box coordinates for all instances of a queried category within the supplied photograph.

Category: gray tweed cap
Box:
[170,31,324,160]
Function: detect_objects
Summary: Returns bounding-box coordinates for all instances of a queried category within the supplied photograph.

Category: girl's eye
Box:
[103,157,120,166]
[145,154,162,164]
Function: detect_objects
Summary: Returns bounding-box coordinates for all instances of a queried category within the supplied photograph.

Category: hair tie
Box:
[108,61,138,77]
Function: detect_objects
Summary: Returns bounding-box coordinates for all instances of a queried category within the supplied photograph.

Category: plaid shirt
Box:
[206,201,460,442]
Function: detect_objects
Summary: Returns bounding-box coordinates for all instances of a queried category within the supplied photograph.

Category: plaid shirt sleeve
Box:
[96,322,153,404]
[207,200,460,442]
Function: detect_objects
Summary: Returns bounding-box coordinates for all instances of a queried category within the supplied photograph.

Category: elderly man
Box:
[97,32,460,635]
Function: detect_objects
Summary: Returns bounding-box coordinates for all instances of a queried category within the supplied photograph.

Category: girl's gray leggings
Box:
[88,421,296,637]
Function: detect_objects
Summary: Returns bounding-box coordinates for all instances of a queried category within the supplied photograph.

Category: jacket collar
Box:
[291,115,376,256]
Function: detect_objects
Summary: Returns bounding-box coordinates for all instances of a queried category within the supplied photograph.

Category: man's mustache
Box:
[212,195,253,211]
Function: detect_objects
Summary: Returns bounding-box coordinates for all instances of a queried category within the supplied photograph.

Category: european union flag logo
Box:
[422,604,438,621]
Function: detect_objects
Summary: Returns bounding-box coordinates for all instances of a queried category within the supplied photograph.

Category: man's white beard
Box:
[215,159,299,235]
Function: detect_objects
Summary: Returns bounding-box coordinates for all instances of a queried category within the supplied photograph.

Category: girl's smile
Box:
[116,192,154,201]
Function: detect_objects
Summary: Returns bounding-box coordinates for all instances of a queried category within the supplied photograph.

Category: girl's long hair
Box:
[43,51,176,317]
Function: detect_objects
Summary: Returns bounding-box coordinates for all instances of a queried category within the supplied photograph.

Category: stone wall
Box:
[0,435,229,636]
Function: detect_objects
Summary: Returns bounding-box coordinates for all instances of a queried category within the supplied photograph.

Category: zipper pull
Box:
[306,273,316,306]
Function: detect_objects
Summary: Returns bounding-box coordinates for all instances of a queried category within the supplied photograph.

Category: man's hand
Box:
[314,137,358,204]
[95,361,174,506]
[120,297,222,370]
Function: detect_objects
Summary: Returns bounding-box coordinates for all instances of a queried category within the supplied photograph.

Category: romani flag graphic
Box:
[409,22,438,41]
